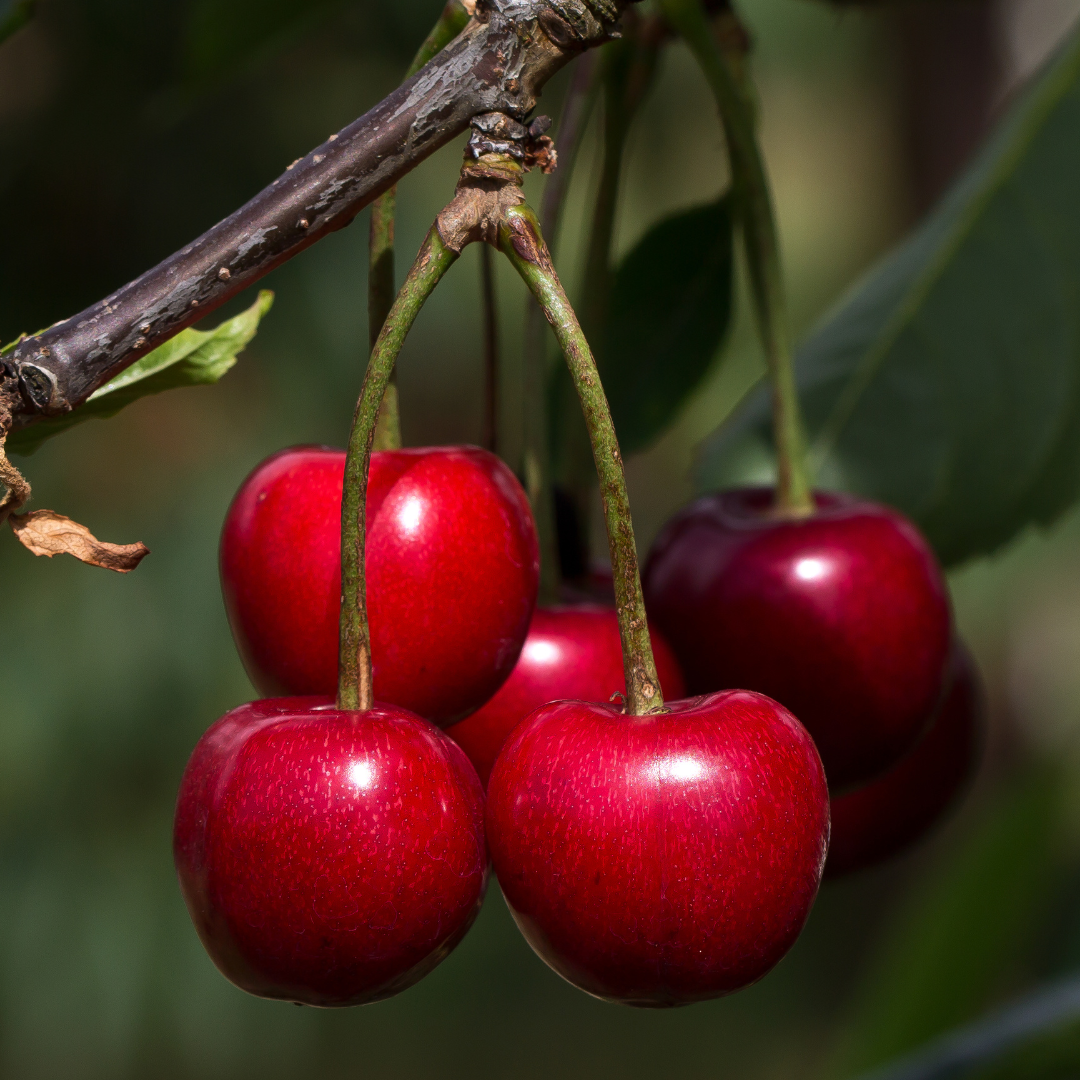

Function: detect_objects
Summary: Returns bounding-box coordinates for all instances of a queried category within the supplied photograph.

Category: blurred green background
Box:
[4,0,1080,1076]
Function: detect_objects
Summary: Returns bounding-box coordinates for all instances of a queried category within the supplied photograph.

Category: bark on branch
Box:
[3,0,635,434]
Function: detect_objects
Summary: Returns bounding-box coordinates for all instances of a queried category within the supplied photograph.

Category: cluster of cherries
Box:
[174,443,983,1009]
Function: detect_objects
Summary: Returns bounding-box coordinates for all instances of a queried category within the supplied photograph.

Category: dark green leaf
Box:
[850,974,1080,1080]
[695,28,1080,567]
[7,290,274,457]
[599,197,734,456]
[829,767,1068,1079]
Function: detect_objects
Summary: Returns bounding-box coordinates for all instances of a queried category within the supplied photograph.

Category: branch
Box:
[3,0,635,434]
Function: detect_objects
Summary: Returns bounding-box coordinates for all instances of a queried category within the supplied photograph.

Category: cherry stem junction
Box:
[661,0,814,517]
[339,228,459,711]
[500,204,662,716]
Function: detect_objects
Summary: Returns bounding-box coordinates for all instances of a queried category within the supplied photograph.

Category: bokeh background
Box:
[3,0,1080,1076]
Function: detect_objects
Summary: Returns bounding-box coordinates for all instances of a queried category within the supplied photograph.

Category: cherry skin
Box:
[220,446,540,726]
[174,697,488,1007]
[486,690,830,1006]
[826,643,985,877]
[447,605,686,787]
[643,488,952,788]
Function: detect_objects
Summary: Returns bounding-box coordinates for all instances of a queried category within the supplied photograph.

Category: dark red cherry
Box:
[174,697,488,1007]
[220,446,539,726]
[486,690,830,1006]
[643,488,952,788]
[446,605,686,787]
[826,643,985,877]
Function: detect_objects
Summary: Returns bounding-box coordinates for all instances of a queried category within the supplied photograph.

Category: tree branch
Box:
[3,0,635,434]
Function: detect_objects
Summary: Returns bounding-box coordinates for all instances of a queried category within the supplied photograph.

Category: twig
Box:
[3,0,637,435]
[0,434,31,526]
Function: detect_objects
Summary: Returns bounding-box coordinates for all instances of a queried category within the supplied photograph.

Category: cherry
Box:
[447,605,686,787]
[220,445,539,726]
[826,643,984,877]
[174,697,488,1007]
[486,690,830,1006]
[643,488,952,789]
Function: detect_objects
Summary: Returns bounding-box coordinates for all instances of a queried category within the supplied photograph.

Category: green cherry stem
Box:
[524,50,600,603]
[480,243,499,454]
[369,0,472,453]
[580,12,663,338]
[500,204,662,716]
[339,228,459,711]
[660,0,813,517]
[369,192,402,452]
[554,15,665,585]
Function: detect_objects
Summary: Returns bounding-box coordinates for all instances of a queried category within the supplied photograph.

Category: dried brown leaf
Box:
[9,510,149,573]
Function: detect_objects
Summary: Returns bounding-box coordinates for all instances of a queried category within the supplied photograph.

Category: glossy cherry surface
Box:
[643,488,952,788]
[447,605,686,787]
[220,445,539,725]
[826,644,984,877]
[174,697,488,1007]
[486,690,830,1006]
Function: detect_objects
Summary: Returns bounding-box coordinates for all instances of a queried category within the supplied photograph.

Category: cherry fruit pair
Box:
[175,443,536,1006]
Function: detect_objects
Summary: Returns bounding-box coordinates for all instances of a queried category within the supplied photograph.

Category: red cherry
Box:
[447,605,686,787]
[220,446,539,725]
[174,697,488,1007]
[643,488,952,788]
[486,691,830,1006]
[826,643,985,877]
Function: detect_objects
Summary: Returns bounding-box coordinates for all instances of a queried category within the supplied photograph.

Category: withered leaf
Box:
[9,510,149,573]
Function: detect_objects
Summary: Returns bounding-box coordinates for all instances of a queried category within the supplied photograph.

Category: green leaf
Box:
[598,197,734,456]
[695,27,1080,568]
[829,767,1069,1079]
[848,974,1080,1080]
[6,291,274,457]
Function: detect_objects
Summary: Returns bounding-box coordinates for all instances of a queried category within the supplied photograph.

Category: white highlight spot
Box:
[793,556,829,583]
[398,496,423,534]
[523,639,560,666]
[349,760,375,790]
[654,755,705,783]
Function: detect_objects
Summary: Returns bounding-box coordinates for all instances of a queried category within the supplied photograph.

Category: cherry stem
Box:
[500,204,662,716]
[369,192,402,452]
[339,228,460,711]
[369,0,472,453]
[662,0,813,517]
[524,50,600,604]
[580,12,663,340]
[555,16,666,585]
[480,243,499,454]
